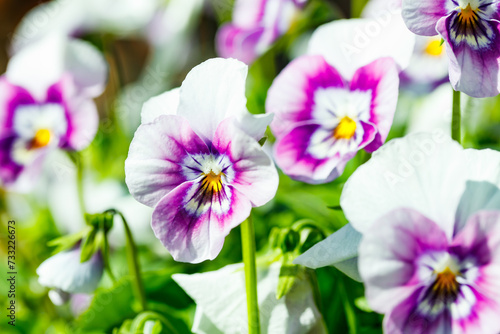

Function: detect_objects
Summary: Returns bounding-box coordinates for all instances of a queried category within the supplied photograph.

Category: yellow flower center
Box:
[31,129,51,149]
[457,4,479,26]
[425,39,444,57]
[201,171,223,194]
[333,116,357,140]
[432,267,460,298]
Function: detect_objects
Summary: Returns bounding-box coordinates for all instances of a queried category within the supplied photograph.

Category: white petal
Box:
[36,247,103,294]
[177,58,249,141]
[235,112,274,141]
[10,1,85,52]
[7,33,107,99]
[308,17,415,79]
[7,34,65,99]
[64,38,108,97]
[341,132,500,240]
[192,308,224,334]
[141,88,180,124]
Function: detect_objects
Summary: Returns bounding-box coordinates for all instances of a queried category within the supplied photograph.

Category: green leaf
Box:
[258,136,267,146]
[276,258,304,299]
[47,230,86,254]
[354,297,373,313]
[279,229,300,254]
[77,270,192,333]
[80,227,99,263]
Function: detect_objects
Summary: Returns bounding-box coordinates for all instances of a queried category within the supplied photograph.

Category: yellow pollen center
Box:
[461,4,475,19]
[32,129,51,149]
[457,3,479,26]
[201,171,223,193]
[433,267,459,295]
[333,116,357,140]
[425,39,444,57]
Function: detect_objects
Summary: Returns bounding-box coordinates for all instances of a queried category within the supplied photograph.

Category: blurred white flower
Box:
[37,244,103,294]
[11,0,160,52]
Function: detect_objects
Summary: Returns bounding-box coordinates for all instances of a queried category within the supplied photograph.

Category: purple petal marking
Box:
[0,135,23,186]
[0,77,36,132]
[360,208,449,313]
[384,288,453,333]
[151,180,252,263]
[359,121,377,150]
[273,123,352,184]
[266,55,346,137]
[448,211,500,333]
[48,76,99,151]
[45,78,74,149]
[216,24,265,64]
[213,118,279,207]
[438,14,500,97]
[125,115,211,208]
[350,58,399,152]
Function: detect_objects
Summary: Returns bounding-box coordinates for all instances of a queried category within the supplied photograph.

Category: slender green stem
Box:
[68,152,86,215]
[351,0,367,18]
[338,276,357,334]
[101,229,117,283]
[452,89,461,144]
[241,216,261,334]
[108,209,147,311]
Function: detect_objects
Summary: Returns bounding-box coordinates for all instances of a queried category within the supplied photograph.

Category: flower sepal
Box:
[114,311,166,334]
[269,220,326,300]
[47,230,87,255]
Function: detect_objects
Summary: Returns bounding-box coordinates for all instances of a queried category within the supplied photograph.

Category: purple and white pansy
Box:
[265,17,418,184]
[361,208,500,333]
[125,58,279,264]
[216,0,306,64]
[402,0,500,98]
[266,55,399,184]
[0,34,106,192]
[296,132,500,332]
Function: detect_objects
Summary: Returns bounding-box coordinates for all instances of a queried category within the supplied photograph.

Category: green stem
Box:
[338,276,357,334]
[351,0,367,18]
[68,152,86,215]
[241,216,261,334]
[101,229,117,284]
[108,209,147,311]
[452,89,461,144]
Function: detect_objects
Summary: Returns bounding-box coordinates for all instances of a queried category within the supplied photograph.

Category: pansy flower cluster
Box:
[3,0,500,333]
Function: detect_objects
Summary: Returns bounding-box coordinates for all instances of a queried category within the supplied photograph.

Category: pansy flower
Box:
[0,34,106,192]
[173,262,326,334]
[295,132,500,272]
[361,208,500,333]
[265,17,416,184]
[125,58,279,263]
[216,0,306,64]
[402,0,500,98]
